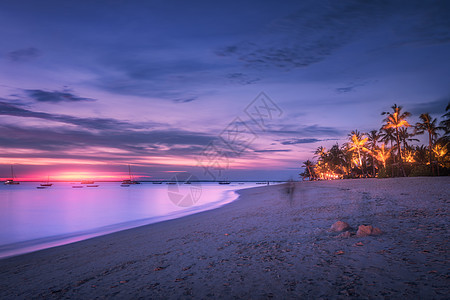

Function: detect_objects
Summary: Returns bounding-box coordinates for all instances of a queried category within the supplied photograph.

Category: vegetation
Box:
[299,103,450,180]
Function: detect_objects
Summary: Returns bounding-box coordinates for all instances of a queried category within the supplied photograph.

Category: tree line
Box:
[300,103,450,180]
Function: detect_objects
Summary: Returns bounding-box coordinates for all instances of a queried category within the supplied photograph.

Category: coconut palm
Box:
[415,113,439,175]
[399,127,419,153]
[340,144,353,177]
[366,130,380,176]
[381,104,411,176]
[348,132,369,176]
[301,160,315,181]
[439,102,450,143]
[379,127,396,177]
[433,142,449,174]
[373,144,391,169]
[314,146,327,163]
[414,145,428,165]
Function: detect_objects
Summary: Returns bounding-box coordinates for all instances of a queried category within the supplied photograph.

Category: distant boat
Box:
[120,184,130,187]
[218,181,231,185]
[72,186,83,188]
[4,165,20,185]
[81,180,95,184]
[36,186,47,189]
[86,185,99,187]
[152,182,163,184]
[40,176,53,187]
[121,165,140,185]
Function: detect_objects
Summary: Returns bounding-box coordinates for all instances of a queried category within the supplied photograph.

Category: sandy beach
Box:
[0,177,448,299]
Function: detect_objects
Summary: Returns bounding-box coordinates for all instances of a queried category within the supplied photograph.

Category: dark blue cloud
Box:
[7,47,40,62]
[216,1,390,70]
[25,89,95,103]
[254,149,291,153]
[409,97,450,116]
[0,100,147,130]
[273,124,345,137]
[280,138,321,145]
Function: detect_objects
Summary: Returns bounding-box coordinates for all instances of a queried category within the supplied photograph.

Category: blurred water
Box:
[0,181,260,258]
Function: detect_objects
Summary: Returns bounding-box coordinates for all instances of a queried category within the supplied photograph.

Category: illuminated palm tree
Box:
[373,144,391,169]
[433,142,449,173]
[340,144,353,177]
[415,113,439,175]
[381,104,411,176]
[348,132,369,175]
[366,130,380,176]
[379,127,396,177]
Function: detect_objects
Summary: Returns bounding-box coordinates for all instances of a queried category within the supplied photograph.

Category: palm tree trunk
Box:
[428,131,434,176]
[372,156,376,177]
[390,140,394,177]
[395,128,406,177]
[307,166,312,181]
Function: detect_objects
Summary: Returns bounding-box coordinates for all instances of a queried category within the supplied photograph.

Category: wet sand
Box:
[0,177,449,299]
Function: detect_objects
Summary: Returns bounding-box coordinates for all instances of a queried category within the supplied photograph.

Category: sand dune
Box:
[1,177,449,299]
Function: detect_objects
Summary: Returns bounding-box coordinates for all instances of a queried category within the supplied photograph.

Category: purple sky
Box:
[0,0,449,181]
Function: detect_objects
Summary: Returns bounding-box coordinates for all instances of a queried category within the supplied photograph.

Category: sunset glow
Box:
[0,1,448,181]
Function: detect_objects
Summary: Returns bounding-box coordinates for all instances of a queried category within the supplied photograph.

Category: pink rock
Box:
[337,231,351,238]
[330,221,350,232]
[372,227,383,235]
[356,225,373,237]
[356,225,383,237]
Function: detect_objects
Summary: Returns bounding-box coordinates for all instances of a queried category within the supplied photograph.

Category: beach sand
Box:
[1,177,449,299]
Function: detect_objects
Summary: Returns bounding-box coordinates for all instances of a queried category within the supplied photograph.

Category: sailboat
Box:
[121,164,140,185]
[40,176,53,187]
[4,165,20,185]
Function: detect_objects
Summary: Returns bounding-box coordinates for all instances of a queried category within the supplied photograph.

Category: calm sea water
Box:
[0,182,263,259]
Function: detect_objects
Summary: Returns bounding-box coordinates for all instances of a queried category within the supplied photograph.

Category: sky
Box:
[0,0,449,181]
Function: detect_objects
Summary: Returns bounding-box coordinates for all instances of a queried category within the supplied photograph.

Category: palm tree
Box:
[366,130,380,177]
[399,127,419,153]
[379,127,396,177]
[373,144,391,169]
[381,104,411,177]
[340,144,353,177]
[414,145,428,165]
[348,132,369,176]
[301,160,315,181]
[314,146,327,163]
[439,102,450,143]
[433,141,449,174]
[415,113,439,175]
[328,143,345,175]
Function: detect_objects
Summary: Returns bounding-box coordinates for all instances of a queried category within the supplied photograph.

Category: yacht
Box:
[4,165,20,185]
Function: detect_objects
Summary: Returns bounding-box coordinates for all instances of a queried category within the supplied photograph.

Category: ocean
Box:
[0,181,262,259]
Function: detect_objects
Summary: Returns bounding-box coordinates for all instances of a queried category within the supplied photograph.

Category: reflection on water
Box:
[0,182,258,258]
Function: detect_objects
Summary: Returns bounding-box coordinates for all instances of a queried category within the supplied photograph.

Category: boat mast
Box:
[11,165,15,180]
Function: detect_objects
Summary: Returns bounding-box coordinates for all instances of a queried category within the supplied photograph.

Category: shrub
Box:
[409,165,433,177]
[377,166,391,178]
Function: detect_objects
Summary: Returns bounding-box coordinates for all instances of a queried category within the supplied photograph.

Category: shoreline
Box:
[1,177,449,298]
[0,185,242,260]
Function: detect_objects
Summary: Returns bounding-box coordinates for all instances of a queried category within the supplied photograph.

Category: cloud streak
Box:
[25,89,96,103]
[7,47,41,62]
